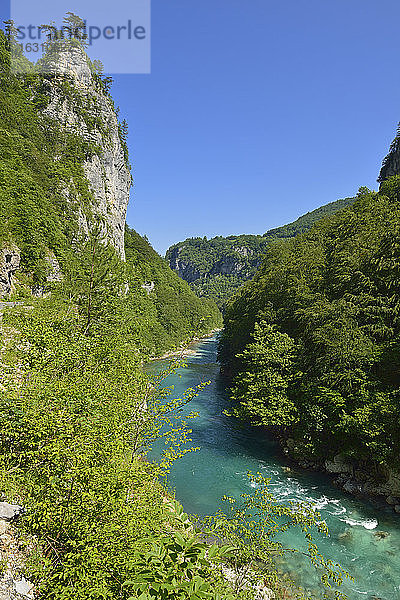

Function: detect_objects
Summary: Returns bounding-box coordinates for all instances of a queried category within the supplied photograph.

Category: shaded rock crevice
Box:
[0,247,20,298]
[0,503,33,600]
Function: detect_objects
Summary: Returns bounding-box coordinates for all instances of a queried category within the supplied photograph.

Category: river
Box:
[146,335,400,600]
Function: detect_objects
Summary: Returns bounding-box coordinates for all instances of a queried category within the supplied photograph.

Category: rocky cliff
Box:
[166,197,354,308]
[167,243,259,282]
[284,440,400,510]
[378,122,400,183]
[0,40,131,297]
[42,43,131,259]
[0,247,20,297]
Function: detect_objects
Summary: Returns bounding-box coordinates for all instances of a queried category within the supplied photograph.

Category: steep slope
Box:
[166,197,354,308]
[219,176,400,504]
[378,121,400,182]
[0,31,221,351]
[124,226,222,353]
[42,42,131,258]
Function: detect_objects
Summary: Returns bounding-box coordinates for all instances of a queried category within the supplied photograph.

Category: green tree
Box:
[220,176,400,473]
[230,321,298,429]
[63,227,122,333]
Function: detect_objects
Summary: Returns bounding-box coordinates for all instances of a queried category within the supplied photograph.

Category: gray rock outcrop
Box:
[0,504,33,600]
[325,454,354,475]
[0,576,34,600]
[45,252,63,283]
[141,281,155,295]
[0,247,21,298]
[284,442,400,511]
[167,246,201,283]
[43,43,131,259]
[0,504,24,522]
[167,244,255,283]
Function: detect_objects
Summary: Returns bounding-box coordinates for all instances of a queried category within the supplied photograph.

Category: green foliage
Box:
[0,29,96,282]
[62,226,123,334]
[0,27,221,354]
[0,22,350,600]
[0,290,212,599]
[124,226,222,355]
[124,500,236,600]
[166,198,354,308]
[203,473,350,600]
[220,181,400,473]
[229,322,298,428]
[0,288,348,600]
[262,197,354,241]
[118,119,130,166]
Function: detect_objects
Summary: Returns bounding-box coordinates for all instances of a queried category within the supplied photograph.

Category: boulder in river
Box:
[373,531,390,540]
[338,529,352,541]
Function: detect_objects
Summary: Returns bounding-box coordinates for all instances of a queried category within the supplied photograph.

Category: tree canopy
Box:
[220,180,400,473]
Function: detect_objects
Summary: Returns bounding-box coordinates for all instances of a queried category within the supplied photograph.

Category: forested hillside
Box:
[0,28,221,354]
[219,173,400,502]
[124,226,221,353]
[166,197,354,308]
[0,25,348,600]
[0,24,225,599]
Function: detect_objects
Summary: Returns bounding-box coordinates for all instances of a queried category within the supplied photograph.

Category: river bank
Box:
[219,365,400,514]
[150,328,222,361]
[155,328,400,513]
[147,336,400,600]
[280,437,400,515]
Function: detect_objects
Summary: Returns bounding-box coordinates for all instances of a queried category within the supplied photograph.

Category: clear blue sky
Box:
[3,0,400,254]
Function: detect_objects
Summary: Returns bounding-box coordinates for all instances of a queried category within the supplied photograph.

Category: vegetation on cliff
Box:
[219,176,400,484]
[0,235,347,600]
[0,27,222,353]
[166,198,354,309]
[0,22,352,600]
[0,30,88,282]
[378,121,400,183]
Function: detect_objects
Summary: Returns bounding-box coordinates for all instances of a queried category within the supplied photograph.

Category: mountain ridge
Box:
[166,196,355,308]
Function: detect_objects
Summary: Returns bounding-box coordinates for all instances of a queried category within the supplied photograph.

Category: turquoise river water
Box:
[147,336,400,600]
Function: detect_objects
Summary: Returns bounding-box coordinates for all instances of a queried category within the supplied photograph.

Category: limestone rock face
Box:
[43,43,131,259]
[0,247,21,298]
[0,503,24,522]
[210,255,247,276]
[41,43,92,85]
[45,252,63,283]
[0,576,34,600]
[378,127,400,183]
[233,246,253,258]
[167,243,256,284]
[167,247,201,283]
[0,503,33,600]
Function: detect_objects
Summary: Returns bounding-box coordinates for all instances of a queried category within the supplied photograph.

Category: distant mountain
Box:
[166,197,355,308]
